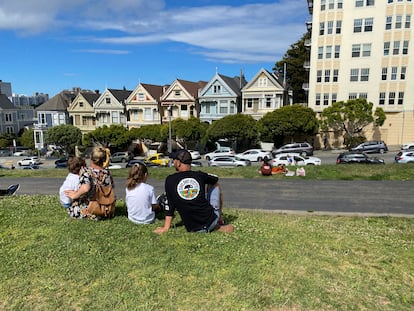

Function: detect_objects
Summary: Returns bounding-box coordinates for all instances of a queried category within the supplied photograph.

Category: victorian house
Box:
[198,72,247,124]
[94,88,132,128]
[67,91,100,135]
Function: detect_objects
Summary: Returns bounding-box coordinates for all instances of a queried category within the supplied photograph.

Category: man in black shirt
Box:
[154,149,234,234]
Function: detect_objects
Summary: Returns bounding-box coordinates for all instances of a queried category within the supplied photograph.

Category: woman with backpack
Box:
[64,145,115,220]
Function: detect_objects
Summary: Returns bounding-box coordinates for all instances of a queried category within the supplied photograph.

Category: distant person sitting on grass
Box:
[259,159,272,176]
[59,156,86,208]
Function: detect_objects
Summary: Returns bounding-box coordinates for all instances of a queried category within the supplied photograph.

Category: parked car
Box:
[23,164,40,169]
[235,149,272,162]
[188,150,201,160]
[351,140,388,154]
[208,156,251,167]
[18,156,40,166]
[54,157,68,168]
[336,152,385,164]
[126,159,147,168]
[204,149,235,161]
[271,153,321,166]
[110,152,131,163]
[272,142,313,157]
[144,153,170,167]
[401,141,414,150]
[394,151,414,163]
[13,150,29,156]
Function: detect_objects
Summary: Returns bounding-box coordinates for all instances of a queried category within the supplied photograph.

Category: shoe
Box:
[7,184,20,196]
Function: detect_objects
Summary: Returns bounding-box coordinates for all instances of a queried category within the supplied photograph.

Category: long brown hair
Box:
[126,162,148,190]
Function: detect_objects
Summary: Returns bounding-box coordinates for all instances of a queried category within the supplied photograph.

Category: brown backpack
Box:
[87,171,116,219]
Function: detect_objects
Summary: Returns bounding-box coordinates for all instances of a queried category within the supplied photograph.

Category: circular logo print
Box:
[177,178,200,200]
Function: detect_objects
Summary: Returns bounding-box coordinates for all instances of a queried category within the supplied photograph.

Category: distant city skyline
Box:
[0,0,308,96]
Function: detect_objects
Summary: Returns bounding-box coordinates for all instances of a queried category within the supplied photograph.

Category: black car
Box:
[336,152,385,164]
[54,157,68,168]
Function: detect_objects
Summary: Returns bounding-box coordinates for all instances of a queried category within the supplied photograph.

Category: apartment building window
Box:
[327,21,333,34]
[396,15,402,28]
[359,93,368,99]
[333,69,339,82]
[391,67,398,80]
[316,93,321,105]
[398,92,404,105]
[5,113,12,122]
[319,22,325,35]
[350,68,359,81]
[323,94,329,105]
[326,45,332,58]
[384,42,390,55]
[352,44,361,57]
[362,44,371,56]
[364,18,373,31]
[335,45,340,58]
[361,68,370,81]
[367,0,375,5]
[393,41,400,54]
[389,92,395,105]
[332,93,337,103]
[405,15,411,28]
[321,0,326,10]
[336,20,342,33]
[318,47,323,59]
[354,19,362,32]
[349,93,358,99]
[379,92,386,105]
[338,0,343,8]
[355,0,363,7]
[325,69,331,82]
[386,16,392,30]
[329,0,334,9]
[317,70,322,82]
[401,66,406,79]
[382,67,387,80]
[6,127,14,135]
[403,40,409,54]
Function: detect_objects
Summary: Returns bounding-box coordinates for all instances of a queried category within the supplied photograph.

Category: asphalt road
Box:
[2,176,413,217]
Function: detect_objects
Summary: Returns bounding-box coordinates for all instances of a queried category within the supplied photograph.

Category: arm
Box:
[64,183,90,200]
[153,215,173,234]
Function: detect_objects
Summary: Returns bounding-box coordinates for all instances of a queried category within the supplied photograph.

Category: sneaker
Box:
[7,184,20,196]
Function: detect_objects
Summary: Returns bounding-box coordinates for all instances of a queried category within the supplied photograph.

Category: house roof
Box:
[218,74,248,96]
[177,79,207,98]
[0,94,15,109]
[35,92,75,111]
[141,83,165,101]
[81,92,100,105]
[108,88,132,102]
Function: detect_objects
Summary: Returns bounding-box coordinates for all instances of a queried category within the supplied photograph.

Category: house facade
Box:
[198,73,247,124]
[126,83,165,128]
[241,68,293,120]
[0,94,35,135]
[94,88,132,128]
[67,91,100,135]
[160,79,207,123]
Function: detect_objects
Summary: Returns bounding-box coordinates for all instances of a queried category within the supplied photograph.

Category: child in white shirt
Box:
[59,157,86,208]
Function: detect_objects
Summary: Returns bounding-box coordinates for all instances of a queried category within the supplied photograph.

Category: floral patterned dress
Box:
[67,167,114,220]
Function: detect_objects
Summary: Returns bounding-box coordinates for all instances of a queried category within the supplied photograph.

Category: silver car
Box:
[208,156,251,167]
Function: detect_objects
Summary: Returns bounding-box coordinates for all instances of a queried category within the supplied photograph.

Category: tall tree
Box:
[274,32,310,104]
[83,125,130,150]
[320,98,386,149]
[45,124,82,154]
[258,104,319,145]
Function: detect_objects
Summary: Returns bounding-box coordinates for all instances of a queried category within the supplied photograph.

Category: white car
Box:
[204,149,235,161]
[208,156,251,167]
[188,150,201,160]
[235,149,272,162]
[401,142,414,150]
[18,156,40,166]
[271,153,321,166]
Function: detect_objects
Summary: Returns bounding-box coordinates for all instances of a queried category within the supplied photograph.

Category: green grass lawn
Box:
[1,195,413,310]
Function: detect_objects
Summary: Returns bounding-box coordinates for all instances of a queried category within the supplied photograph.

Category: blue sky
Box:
[0,0,308,96]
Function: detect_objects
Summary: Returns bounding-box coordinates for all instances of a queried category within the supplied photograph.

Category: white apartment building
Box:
[306,0,414,147]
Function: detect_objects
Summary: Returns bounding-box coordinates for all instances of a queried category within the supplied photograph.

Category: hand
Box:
[153,227,169,235]
[64,190,76,199]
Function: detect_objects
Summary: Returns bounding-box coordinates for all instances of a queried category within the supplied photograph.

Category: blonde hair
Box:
[90,145,107,167]
[126,162,148,190]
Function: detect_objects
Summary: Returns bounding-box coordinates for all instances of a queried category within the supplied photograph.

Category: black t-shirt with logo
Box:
[165,171,218,232]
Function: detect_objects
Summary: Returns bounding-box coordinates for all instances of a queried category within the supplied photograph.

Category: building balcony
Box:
[302,83,309,91]
[306,19,312,32]
[303,61,310,71]
[307,0,313,14]
[304,39,311,48]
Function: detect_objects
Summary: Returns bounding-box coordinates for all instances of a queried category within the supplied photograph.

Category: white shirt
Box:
[125,182,157,224]
[59,172,80,206]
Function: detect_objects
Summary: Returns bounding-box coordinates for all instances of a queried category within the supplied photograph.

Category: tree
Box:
[45,124,82,154]
[83,125,130,150]
[258,104,319,145]
[129,124,164,142]
[206,114,258,151]
[20,129,35,149]
[274,32,310,104]
[320,98,386,149]
[172,117,208,143]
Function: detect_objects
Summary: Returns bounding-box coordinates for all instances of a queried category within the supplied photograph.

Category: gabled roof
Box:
[108,88,132,102]
[0,94,15,109]
[176,79,207,98]
[35,92,74,111]
[81,92,100,105]
[242,68,285,91]
[218,74,247,96]
[141,83,165,101]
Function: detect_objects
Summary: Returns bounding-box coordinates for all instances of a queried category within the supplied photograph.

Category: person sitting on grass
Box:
[59,156,86,208]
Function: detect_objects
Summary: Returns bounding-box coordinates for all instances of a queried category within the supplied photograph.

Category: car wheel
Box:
[121,158,126,163]
[206,156,210,161]
[379,148,385,154]
[257,157,262,162]
[300,151,307,157]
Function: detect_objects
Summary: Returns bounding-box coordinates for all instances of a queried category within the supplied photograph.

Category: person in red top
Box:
[154,149,234,234]
[259,159,272,176]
